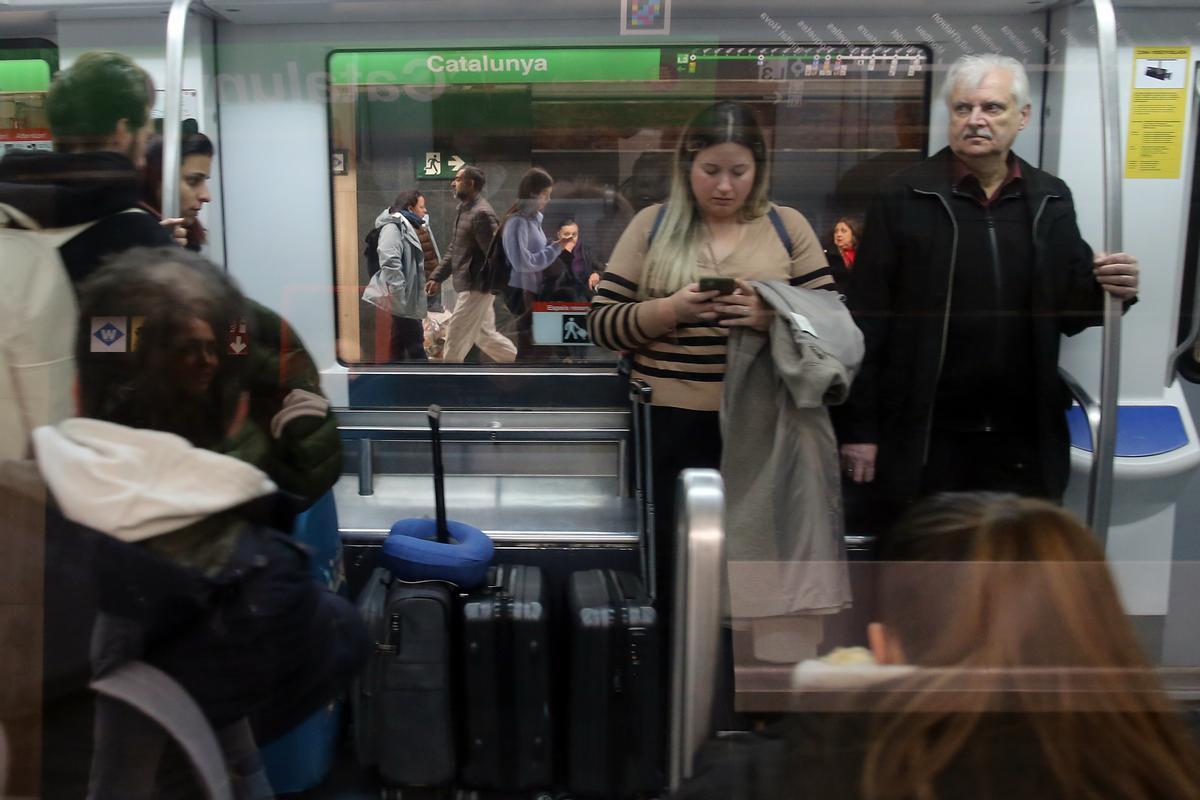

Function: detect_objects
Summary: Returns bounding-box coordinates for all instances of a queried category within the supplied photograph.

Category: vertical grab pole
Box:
[162,0,195,221]
[1086,0,1123,545]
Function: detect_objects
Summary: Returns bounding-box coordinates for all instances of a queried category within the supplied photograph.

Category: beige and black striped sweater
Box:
[588,203,835,411]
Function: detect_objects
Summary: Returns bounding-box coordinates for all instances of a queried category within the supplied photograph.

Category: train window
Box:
[328,45,929,366]
[0,40,57,157]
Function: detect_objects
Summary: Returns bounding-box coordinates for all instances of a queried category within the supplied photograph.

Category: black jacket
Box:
[838,148,1111,501]
[0,150,173,281]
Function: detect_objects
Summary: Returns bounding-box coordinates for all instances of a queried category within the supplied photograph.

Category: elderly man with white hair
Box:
[837,54,1140,508]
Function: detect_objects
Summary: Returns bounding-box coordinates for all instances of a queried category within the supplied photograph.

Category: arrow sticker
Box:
[447,155,466,173]
[228,319,249,356]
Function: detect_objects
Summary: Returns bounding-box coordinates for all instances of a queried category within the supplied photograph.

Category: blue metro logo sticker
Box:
[90,316,128,353]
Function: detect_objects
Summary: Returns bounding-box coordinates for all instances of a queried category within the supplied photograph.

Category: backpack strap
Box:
[0,203,149,247]
[647,204,793,256]
[766,206,794,257]
[647,205,667,246]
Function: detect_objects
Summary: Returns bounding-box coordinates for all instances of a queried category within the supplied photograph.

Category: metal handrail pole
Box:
[162,0,195,221]
[669,469,726,790]
[1086,0,1124,545]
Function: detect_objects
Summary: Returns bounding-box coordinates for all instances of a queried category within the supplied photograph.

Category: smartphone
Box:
[698,276,736,295]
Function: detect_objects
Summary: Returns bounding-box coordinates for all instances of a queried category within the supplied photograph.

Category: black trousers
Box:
[389,316,427,361]
[921,426,1054,500]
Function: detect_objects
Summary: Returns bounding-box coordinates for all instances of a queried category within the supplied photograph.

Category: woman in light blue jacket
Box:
[502,168,572,357]
[363,192,429,361]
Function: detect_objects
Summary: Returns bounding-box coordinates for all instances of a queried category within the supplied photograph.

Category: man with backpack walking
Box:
[425,166,517,363]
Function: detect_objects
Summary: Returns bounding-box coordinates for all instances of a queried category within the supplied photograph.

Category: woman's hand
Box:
[660,283,720,327]
[161,217,187,248]
[714,279,773,332]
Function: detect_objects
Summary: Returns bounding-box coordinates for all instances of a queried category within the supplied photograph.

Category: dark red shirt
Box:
[951,154,1023,207]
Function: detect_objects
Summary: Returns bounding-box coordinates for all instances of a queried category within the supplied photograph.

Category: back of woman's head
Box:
[510,167,554,217]
[878,492,1141,671]
[863,492,1200,800]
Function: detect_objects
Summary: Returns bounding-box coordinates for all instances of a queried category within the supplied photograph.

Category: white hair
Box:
[943,55,1031,110]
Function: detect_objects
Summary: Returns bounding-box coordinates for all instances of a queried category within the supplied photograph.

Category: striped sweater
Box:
[588,203,834,411]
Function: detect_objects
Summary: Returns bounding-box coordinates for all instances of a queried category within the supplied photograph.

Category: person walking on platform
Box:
[426,165,516,363]
[363,191,430,361]
[502,167,573,358]
[837,54,1140,508]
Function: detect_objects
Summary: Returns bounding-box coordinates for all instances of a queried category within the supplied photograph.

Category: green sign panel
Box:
[415,151,472,180]
[0,59,52,93]
[330,48,661,86]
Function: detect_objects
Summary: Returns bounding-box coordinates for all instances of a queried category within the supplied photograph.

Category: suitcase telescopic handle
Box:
[428,404,450,544]
[629,379,656,600]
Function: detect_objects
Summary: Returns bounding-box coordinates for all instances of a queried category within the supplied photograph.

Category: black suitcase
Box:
[459,564,553,791]
[354,567,456,789]
[567,568,661,798]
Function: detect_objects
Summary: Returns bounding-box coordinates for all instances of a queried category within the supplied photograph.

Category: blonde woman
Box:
[588,101,835,624]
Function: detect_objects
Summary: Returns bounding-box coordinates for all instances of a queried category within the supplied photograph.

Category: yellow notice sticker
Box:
[1125,47,1190,179]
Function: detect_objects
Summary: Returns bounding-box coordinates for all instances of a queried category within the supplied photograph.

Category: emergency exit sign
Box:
[416,151,471,180]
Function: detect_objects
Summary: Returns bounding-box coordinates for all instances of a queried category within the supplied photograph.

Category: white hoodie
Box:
[33,418,277,544]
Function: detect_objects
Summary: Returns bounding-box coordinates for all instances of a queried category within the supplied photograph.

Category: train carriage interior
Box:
[2,0,1200,796]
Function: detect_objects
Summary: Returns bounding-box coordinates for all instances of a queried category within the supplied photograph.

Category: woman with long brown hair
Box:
[781,492,1200,800]
[501,167,572,357]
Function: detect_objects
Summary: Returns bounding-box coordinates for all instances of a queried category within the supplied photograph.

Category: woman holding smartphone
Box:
[588,101,836,667]
[502,167,573,358]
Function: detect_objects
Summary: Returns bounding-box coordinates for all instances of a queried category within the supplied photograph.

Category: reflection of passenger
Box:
[705,493,1200,800]
[57,251,367,799]
[825,216,861,291]
[832,102,926,219]
[619,151,672,212]
[539,220,601,301]
[362,191,428,361]
[501,167,571,358]
[839,55,1140,507]
[426,166,516,363]
[589,101,838,657]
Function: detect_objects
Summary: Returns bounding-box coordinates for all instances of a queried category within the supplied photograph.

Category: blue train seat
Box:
[1066,405,1190,457]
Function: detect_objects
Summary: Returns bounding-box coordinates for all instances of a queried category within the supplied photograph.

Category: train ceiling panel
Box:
[2,0,1056,23]
[1,0,1194,26]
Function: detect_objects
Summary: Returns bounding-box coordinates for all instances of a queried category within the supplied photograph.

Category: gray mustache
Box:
[963,127,994,140]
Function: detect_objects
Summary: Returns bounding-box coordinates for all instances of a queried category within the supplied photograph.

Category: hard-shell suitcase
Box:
[353,567,456,788]
[459,564,553,791]
[567,568,661,798]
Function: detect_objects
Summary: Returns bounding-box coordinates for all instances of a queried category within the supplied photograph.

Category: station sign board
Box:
[531,301,591,346]
[330,49,661,87]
